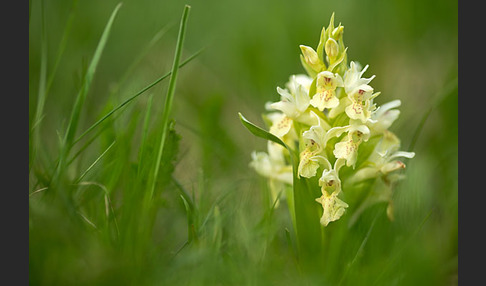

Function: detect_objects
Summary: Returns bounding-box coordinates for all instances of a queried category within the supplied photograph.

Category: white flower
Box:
[297,111,347,178]
[315,158,348,226]
[309,71,344,111]
[315,192,349,226]
[348,130,415,183]
[368,99,401,134]
[286,74,313,93]
[268,75,313,138]
[343,61,375,95]
[302,111,347,150]
[268,112,294,138]
[318,158,345,194]
[333,121,371,168]
[345,85,380,123]
[271,85,309,119]
[297,148,327,178]
[342,61,380,123]
[250,141,293,205]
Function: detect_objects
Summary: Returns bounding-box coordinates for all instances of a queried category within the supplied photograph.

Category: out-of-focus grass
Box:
[29,0,457,285]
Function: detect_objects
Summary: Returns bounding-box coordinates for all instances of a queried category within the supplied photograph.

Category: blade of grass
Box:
[180,194,196,243]
[63,2,122,147]
[171,175,195,211]
[67,112,120,167]
[147,4,191,200]
[53,2,123,186]
[75,140,116,183]
[72,49,203,146]
[76,181,120,238]
[109,23,173,97]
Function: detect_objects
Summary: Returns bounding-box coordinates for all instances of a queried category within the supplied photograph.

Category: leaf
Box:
[238,112,288,150]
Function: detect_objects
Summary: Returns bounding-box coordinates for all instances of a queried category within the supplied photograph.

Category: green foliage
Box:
[29,0,457,285]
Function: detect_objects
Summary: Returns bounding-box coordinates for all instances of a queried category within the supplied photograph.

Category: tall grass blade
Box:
[147,4,191,200]
[73,49,203,145]
[63,2,123,147]
[52,2,122,186]
[75,140,116,183]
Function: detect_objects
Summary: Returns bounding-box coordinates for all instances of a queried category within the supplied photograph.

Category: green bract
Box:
[240,13,414,228]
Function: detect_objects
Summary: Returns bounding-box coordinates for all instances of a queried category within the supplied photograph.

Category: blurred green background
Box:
[29,0,457,285]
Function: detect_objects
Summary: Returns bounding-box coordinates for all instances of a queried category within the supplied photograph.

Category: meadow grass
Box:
[29,1,457,285]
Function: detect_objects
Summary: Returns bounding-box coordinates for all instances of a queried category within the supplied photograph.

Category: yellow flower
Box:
[297,111,346,178]
[348,130,415,183]
[315,158,348,226]
[333,122,370,168]
[310,71,344,111]
[315,192,348,226]
[268,75,314,138]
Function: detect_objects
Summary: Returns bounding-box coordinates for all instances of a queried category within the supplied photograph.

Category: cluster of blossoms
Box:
[250,14,414,227]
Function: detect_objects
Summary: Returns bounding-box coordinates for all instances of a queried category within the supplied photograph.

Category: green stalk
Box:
[147,5,191,200]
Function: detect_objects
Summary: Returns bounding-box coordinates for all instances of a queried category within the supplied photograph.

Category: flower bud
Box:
[331,25,344,41]
[300,45,325,72]
[325,38,339,62]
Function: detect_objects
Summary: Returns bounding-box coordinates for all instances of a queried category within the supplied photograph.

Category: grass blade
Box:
[75,140,116,183]
[147,4,191,200]
[63,2,123,147]
[109,23,173,97]
[73,49,203,145]
[53,2,123,186]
